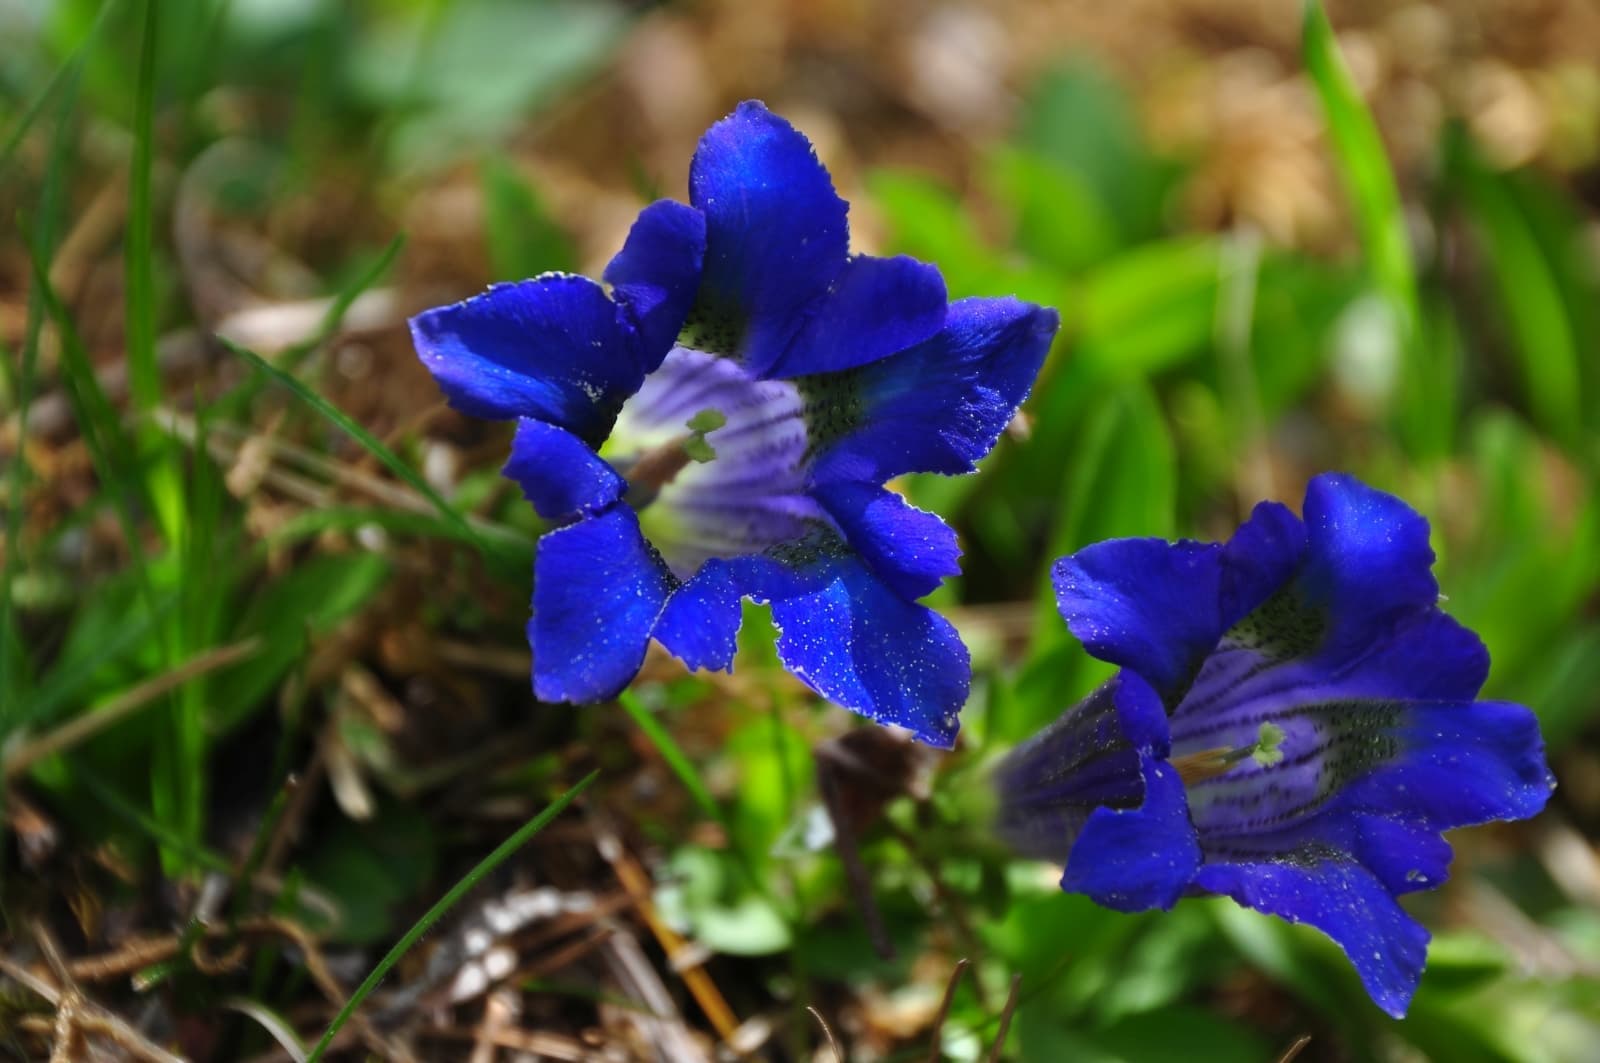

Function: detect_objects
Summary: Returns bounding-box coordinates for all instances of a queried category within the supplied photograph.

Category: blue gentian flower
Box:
[409,102,1058,747]
[992,473,1553,1016]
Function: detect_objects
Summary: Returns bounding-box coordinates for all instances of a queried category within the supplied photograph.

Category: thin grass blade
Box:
[219,336,489,555]
[304,769,599,1063]
[1302,0,1420,337]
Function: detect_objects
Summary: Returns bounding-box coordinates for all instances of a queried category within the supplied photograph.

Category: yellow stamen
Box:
[1171,723,1288,785]
[624,408,726,499]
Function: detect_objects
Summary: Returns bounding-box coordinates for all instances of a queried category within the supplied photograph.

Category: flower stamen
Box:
[1171,722,1287,785]
[623,408,726,503]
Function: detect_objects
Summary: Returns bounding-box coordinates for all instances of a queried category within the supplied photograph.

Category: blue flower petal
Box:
[531,506,673,702]
[689,101,848,376]
[1295,473,1439,659]
[768,254,947,378]
[1172,610,1546,841]
[1110,670,1175,754]
[1329,608,1490,702]
[994,678,1150,865]
[1194,856,1430,1018]
[603,199,706,371]
[652,560,744,673]
[1340,699,1554,831]
[1061,754,1200,911]
[810,298,1058,484]
[813,481,960,600]
[1343,814,1455,896]
[652,551,834,674]
[410,276,643,445]
[1219,501,1306,628]
[769,552,969,748]
[503,418,625,520]
[1052,538,1224,702]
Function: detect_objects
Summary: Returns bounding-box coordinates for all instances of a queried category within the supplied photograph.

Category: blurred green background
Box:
[3,0,1599,1059]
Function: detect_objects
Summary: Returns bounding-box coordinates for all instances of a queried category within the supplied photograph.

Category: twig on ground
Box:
[1275,1034,1313,1063]
[56,915,405,1061]
[469,987,519,1063]
[986,974,1022,1063]
[809,1005,843,1063]
[601,923,712,1063]
[419,1025,610,1062]
[926,958,971,1063]
[22,924,189,1063]
[592,812,742,1049]
[3,638,263,778]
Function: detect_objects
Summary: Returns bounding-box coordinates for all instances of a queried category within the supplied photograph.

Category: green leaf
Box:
[1302,1,1420,342]
[655,847,791,956]
[1511,624,1600,752]
[986,147,1117,271]
[1076,237,1221,378]
[16,583,181,733]
[618,691,792,921]
[1445,129,1585,443]
[1089,1005,1273,1063]
[302,800,438,944]
[214,552,391,731]
[1018,57,1170,240]
[221,336,491,557]
[867,169,1002,292]
[1031,383,1176,652]
[350,0,629,167]
[480,154,577,278]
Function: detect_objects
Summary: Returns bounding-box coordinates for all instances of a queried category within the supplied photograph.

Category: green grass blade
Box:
[24,236,157,590]
[75,763,236,876]
[259,505,529,555]
[14,588,180,731]
[618,690,792,920]
[1302,0,1420,338]
[211,235,408,423]
[281,235,407,370]
[124,0,160,413]
[0,0,115,181]
[618,691,722,823]
[2,53,85,720]
[304,769,599,1063]
[218,336,489,555]
[1447,132,1584,443]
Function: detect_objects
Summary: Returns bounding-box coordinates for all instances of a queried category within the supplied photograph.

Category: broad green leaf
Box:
[349,0,629,167]
[992,383,1175,741]
[1031,383,1176,652]
[1089,1005,1273,1063]
[986,147,1117,272]
[1018,57,1171,241]
[655,846,791,956]
[1302,2,1420,342]
[867,169,1003,293]
[1076,237,1221,377]
[1446,129,1586,443]
[302,800,438,944]
[214,552,391,730]
[480,154,577,278]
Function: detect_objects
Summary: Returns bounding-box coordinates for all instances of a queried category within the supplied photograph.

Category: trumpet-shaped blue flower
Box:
[410,101,1057,747]
[993,474,1553,1016]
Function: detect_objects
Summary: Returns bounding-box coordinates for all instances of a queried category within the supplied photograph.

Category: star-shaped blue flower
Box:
[410,101,1058,747]
[992,473,1554,1016]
